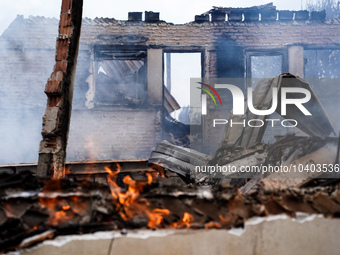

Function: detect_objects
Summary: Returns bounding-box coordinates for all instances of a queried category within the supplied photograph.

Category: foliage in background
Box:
[306,0,340,18]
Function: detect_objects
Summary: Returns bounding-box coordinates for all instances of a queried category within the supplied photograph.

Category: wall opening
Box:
[246,51,289,143]
[304,48,340,131]
[250,55,283,79]
[304,49,340,78]
[94,48,147,107]
[162,52,202,147]
[163,52,202,124]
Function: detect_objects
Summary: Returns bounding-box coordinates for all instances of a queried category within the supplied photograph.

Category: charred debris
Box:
[2,1,340,253]
[151,73,339,188]
[1,167,340,252]
[1,74,340,252]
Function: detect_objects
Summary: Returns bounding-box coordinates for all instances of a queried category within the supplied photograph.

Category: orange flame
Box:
[182,212,194,224]
[149,164,165,178]
[38,177,89,226]
[170,212,194,229]
[146,208,170,229]
[62,205,70,210]
[204,221,222,229]
[105,165,169,228]
[39,197,75,226]
[39,195,89,226]
[38,164,205,230]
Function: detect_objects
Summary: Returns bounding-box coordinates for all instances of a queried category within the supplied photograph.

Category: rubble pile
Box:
[1,169,340,253]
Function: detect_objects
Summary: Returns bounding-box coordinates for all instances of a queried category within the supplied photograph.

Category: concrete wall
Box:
[18,215,340,255]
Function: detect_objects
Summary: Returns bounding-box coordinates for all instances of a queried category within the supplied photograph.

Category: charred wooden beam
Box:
[37,0,83,178]
[0,159,150,175]
[1,169,340,253]
[149,140,212,180]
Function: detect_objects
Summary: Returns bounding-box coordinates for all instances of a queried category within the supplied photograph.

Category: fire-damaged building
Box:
[0,3,340,164]
[2,2,340,254]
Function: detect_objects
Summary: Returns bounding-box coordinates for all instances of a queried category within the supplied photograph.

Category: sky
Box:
[0,0,311,35]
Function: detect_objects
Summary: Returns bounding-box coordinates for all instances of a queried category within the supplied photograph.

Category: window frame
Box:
[303,47,340,78]
[245,49,288,79]
[93,45,148,107]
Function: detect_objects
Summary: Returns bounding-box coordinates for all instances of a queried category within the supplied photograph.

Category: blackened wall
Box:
[1,13,340,163]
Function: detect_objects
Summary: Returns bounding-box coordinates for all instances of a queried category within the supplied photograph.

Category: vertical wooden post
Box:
[37,0,83,178]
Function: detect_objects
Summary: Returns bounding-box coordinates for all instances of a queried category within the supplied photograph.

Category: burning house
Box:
[1,1,340,254]
[1,2,340,164]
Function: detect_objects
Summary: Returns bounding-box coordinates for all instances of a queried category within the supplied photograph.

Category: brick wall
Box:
[1,14,340,163]
[80,19,340,50]
[0,49,55,108]
[78,18,340,155]
[67,108,162,160]
[0,46,55,163]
